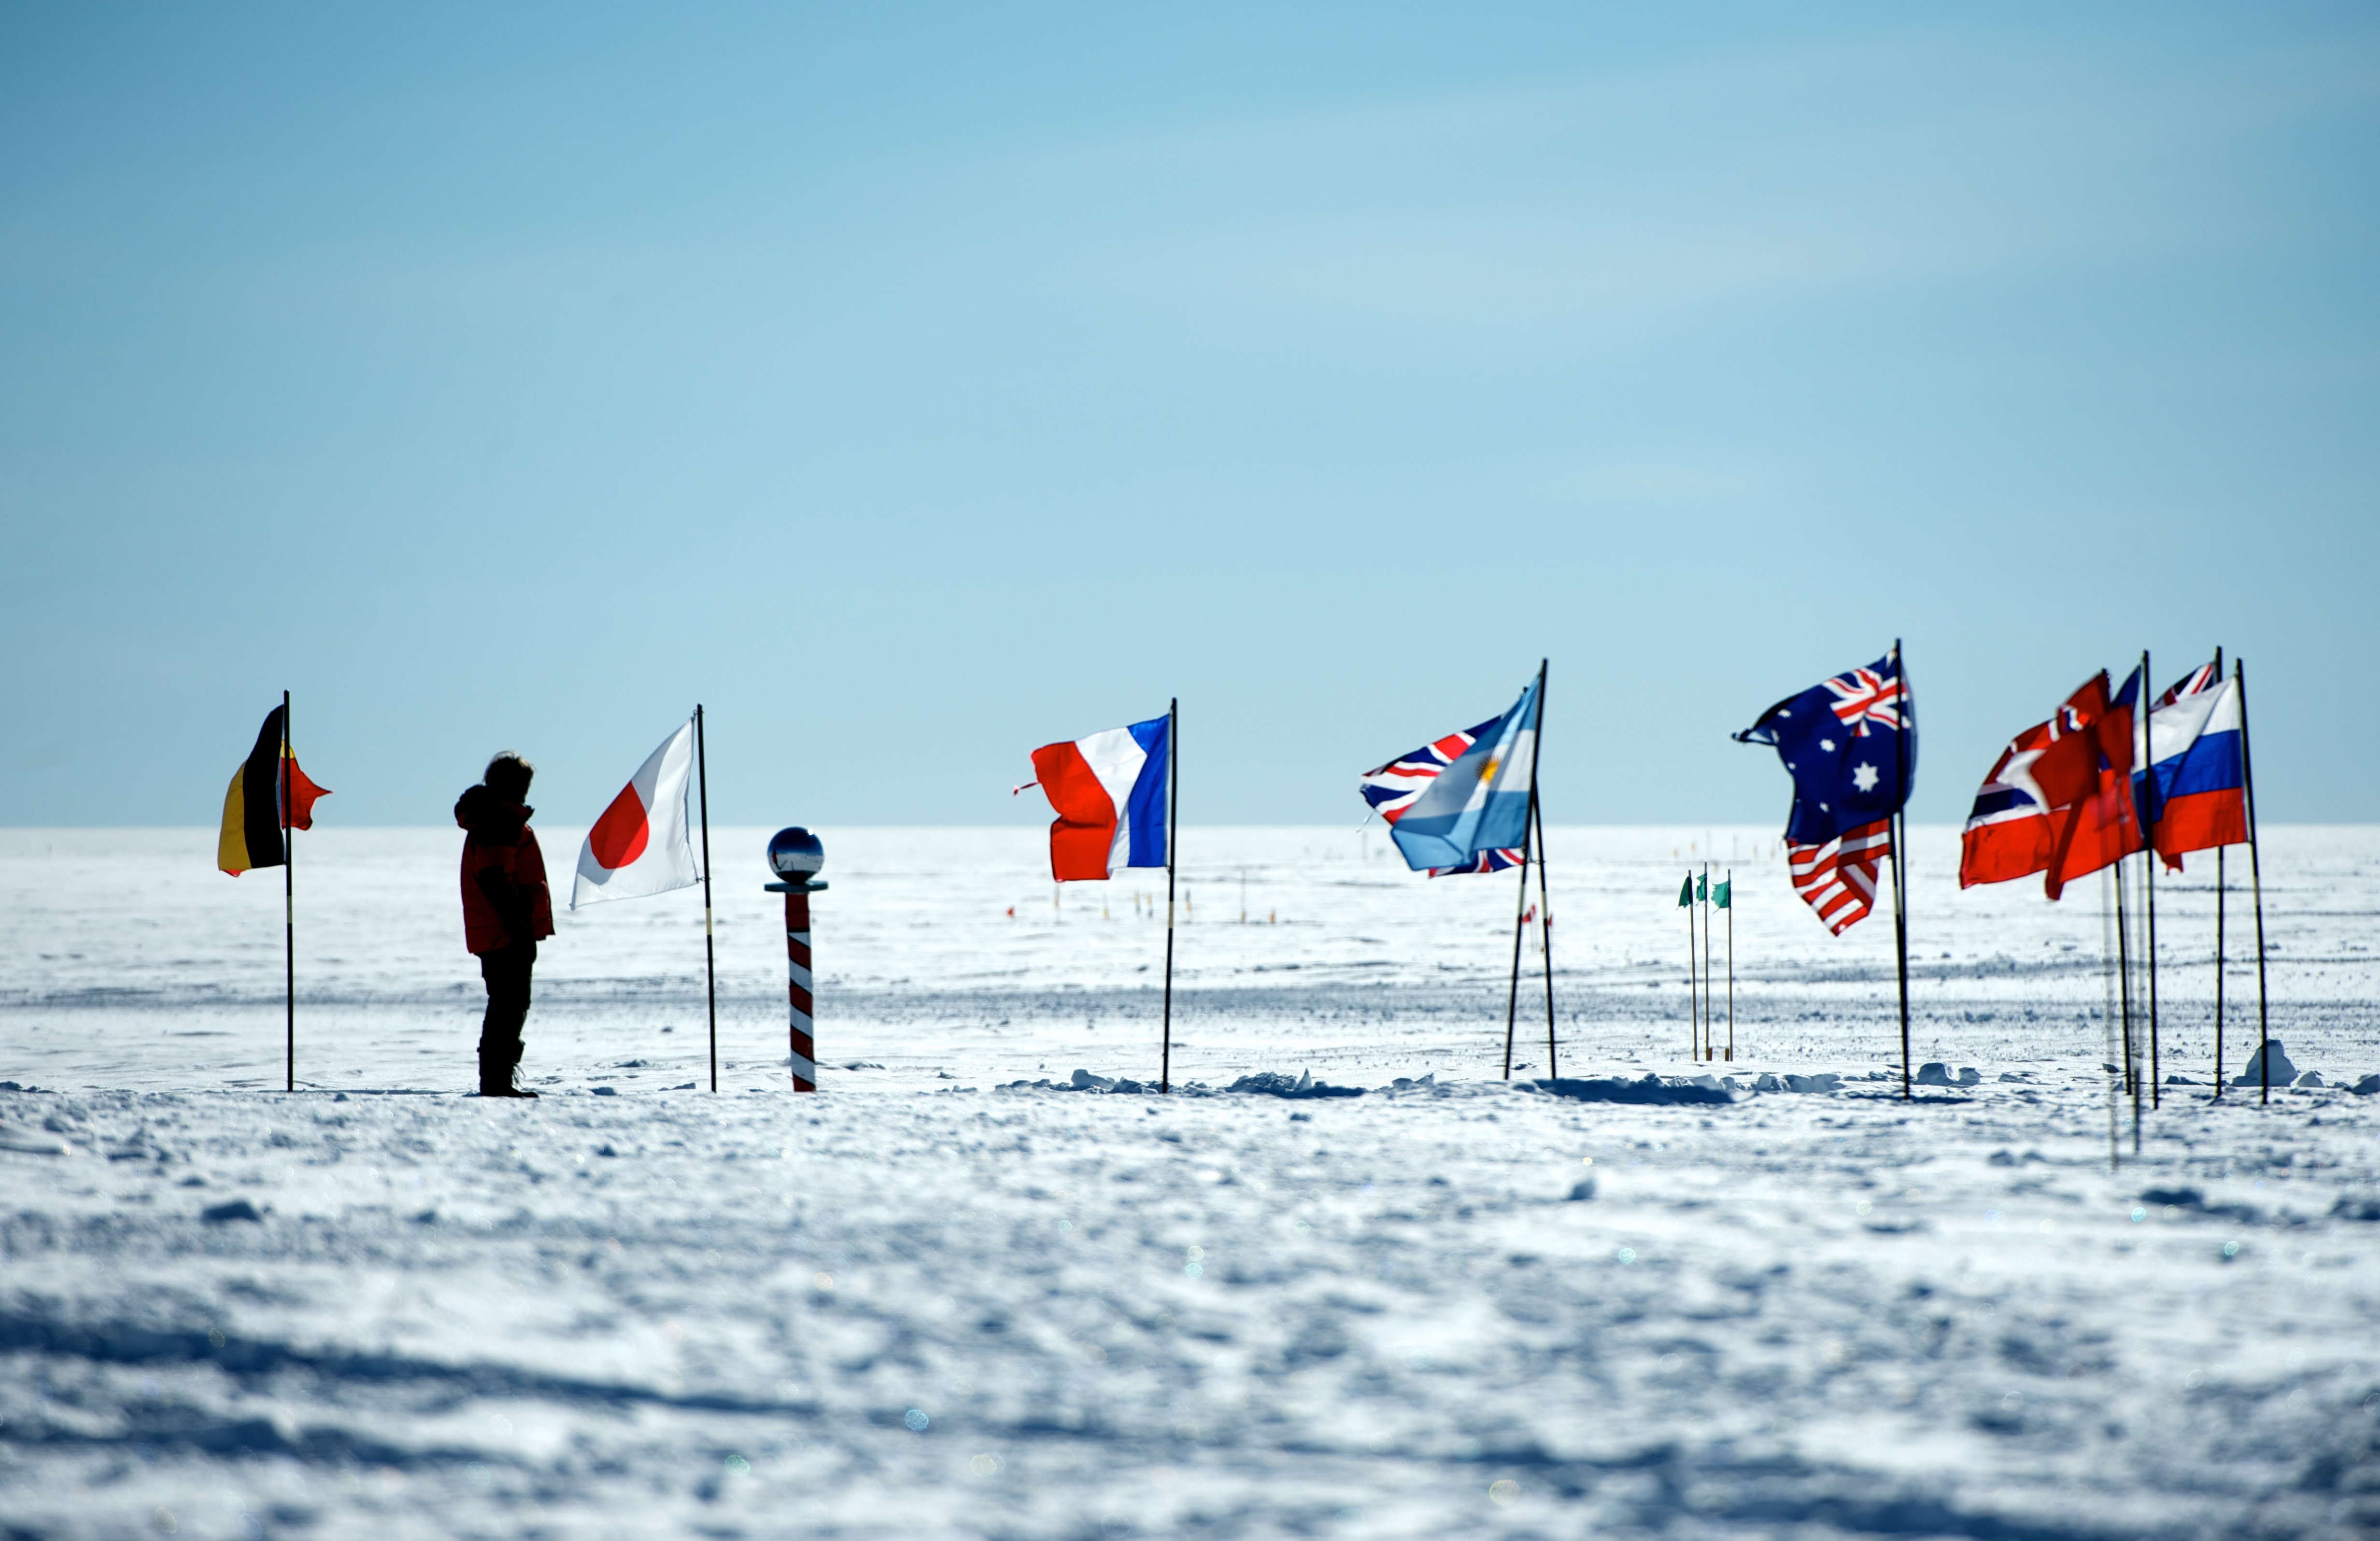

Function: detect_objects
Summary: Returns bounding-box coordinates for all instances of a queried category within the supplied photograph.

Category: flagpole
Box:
[1161,697,1178,1093]
[282,688,294,1095]
[1502,796,1531,1082]
[2237,659,2269,1106]
[696,705,718,1094]
[1530,662,1555,1077]
[2143,649,2159,1109]
[1700,862,1712,1062]
[2103,867,2121,1171]
[2132,862,2151,1153]
[1685,873,1698,1065]
[1501,660,1548,1081]
[1891,640,1912,1102]
[1725,868,1734,1063]
[2212,645,2225,1098]
[1534,799,1556,1079]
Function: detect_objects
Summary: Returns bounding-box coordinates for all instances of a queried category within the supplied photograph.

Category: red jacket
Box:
[456,790,555,955]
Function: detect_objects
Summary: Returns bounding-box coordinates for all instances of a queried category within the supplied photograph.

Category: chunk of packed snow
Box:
[2232,1041,2297,1088]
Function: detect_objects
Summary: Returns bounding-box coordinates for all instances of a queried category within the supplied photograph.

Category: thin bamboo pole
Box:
[1686,871,1698,1063]
[1725,870,1734,1063]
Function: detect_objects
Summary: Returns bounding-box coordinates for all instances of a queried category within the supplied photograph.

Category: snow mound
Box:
[0,1123,72,1156]
[1223,1070,1362,1099]
[2231,1041,2298,1088]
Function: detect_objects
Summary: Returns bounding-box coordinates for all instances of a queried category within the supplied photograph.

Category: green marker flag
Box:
[1696,873,1708,901]
[1714,878,1731,909]
[1677,875,1694,906]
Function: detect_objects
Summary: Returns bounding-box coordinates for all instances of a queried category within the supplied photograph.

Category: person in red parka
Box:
[455,753,555,1098]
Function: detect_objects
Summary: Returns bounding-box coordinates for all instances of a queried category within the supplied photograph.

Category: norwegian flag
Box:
[1735,647,1916,934]
[1359,719,1522,877]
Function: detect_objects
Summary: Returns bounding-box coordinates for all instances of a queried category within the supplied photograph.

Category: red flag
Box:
[2043,670,2143,900]
[1959,672,2108,890]
[284,756,328,831]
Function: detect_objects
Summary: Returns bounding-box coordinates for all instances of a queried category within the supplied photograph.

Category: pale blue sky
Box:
[3,3,2374,829]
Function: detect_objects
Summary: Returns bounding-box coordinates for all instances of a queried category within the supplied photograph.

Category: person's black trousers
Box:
[478,942,536,1093]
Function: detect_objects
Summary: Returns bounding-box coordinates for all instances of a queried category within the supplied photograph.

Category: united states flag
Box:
[1359,721,1523,877]
[1790,818,1893,934]
[1735,647,1915,934]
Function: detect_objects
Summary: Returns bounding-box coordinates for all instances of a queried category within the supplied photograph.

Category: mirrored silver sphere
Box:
[767,826,825,880]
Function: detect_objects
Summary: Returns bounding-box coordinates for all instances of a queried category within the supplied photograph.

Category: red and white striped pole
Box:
[785,887,816,1092]
[765,827,827,1094]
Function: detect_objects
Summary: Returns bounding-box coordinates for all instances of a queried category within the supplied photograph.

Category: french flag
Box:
[1026,712,1171,881]
[2140,667,2247,869]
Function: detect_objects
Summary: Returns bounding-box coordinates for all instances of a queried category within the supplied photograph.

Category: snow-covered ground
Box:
[3,825,2378,1539]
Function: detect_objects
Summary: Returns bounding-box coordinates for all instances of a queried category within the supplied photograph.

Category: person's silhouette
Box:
[455,753,554,1097]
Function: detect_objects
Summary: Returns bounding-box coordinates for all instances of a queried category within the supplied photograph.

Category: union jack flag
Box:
[2156,660,2219,708]
[1360,720,1523,877]
[1822,666,1906,735]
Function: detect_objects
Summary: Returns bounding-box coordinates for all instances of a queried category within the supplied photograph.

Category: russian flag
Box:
[2141,672,2247,869]
[1028,713,1171,881]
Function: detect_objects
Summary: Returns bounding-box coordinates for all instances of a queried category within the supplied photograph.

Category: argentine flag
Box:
[1386,674,1540,873]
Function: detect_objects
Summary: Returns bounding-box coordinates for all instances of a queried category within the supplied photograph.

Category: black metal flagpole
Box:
[1532,661,1555,1078]
[2103,867,2121,1170]
[2121,858,2141,1153]
[2238,659,2270,1106]
[282,688,294,1094]
[1535,799,1556,1079]
[2132,862,2151,1153]
[1501,660,1547,1080]
[2212,645,2226,1096]
[2143,649,2159,1109]
[1891,640,1912,1101]
[1161,697,1178,1094]
[696,705,718,1093]
[1502,806,1530,1080]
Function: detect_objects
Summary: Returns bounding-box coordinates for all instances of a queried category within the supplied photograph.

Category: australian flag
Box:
[1733,649,1915,934]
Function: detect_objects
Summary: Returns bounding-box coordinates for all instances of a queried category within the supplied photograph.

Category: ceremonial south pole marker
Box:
[765,828,827,1092]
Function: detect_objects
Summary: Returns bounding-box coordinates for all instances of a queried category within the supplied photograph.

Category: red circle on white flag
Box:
[589,784,650,870]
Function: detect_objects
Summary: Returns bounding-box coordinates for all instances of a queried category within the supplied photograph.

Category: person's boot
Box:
[480,1054,535,1098]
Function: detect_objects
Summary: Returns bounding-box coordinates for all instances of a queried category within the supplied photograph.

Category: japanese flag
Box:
[571,719,700,909]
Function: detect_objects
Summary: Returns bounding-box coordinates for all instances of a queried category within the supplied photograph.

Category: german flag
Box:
[218,705,330,875]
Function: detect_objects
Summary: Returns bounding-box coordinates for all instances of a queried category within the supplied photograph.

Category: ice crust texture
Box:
[3,825,2379,1539]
